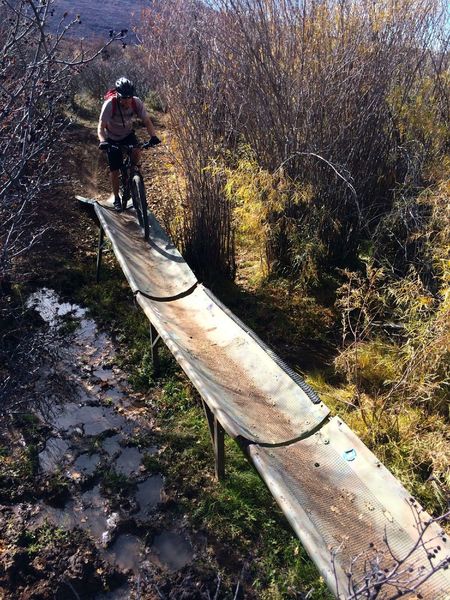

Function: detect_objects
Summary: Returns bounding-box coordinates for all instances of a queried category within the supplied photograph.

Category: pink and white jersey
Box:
[99,96,148,141]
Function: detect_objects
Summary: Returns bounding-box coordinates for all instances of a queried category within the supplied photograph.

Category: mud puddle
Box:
[23,289,194,594]
[151,531,194,572]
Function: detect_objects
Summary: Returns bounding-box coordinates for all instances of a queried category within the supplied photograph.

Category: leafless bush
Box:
[139,0,447,281]
[0,0,125,286]
[333,504,450,599]
[138,1,237,280]
[74,44,161,106]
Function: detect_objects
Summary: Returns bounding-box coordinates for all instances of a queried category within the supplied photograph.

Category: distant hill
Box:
[48,0,148,42]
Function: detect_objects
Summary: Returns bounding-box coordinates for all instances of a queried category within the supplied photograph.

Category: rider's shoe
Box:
[113,196,122,212]
[121,192,130,210]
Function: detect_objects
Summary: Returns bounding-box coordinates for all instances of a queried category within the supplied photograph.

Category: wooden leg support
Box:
[202,400,225,481]
[96,227,105,283]
[214,417,225,481]
[149,323,161,375]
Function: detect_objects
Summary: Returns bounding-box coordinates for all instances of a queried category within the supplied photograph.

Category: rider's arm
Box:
[98,100,112,143]
[135,97,157,138]
[143,115,157,138]
[98,118,108,143]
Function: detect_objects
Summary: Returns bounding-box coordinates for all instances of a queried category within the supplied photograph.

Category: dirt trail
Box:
[69,114,179,231]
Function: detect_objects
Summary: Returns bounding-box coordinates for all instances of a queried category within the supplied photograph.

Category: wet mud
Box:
[0,289,198,599]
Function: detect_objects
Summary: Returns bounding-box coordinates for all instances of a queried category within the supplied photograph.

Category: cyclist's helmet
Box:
[115,77,135,98]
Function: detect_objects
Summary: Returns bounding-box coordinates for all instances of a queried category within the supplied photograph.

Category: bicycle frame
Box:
[119,145,142,209]
[110,142,150,240]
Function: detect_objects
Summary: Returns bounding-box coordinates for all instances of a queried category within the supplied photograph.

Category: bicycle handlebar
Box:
[102,136,161,152]
[107,141,151,151]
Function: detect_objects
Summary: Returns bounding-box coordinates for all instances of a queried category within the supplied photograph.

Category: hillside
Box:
[49,0,147,41]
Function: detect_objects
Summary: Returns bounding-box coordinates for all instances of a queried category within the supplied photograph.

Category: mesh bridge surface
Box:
[96,201,330,445]
[79,196,450,599]
[249,418,450,598]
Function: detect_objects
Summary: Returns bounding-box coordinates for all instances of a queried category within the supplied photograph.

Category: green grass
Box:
[128,431,155,449]
[101,469,133,497]
[151,375,332,599]
[59,313,82,336]
[42,470,71,502]
[0,445,39,503]
[20,523,71,555]
[141,453,162,474]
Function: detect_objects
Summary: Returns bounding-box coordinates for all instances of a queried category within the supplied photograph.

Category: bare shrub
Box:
[334,179,449,512]
[138,0,237,280]
[139,0,447,282]
[336,178,449,409]
[333,505,450,599]
[74,44,162,106]
[0,0,124,286]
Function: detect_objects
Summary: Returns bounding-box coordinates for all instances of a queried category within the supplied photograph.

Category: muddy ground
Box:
[0,117,252,599]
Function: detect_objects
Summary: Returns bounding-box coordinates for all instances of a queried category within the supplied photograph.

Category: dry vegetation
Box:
[0,0,126,289]
[0,1,130,417]
[133,0,449,513]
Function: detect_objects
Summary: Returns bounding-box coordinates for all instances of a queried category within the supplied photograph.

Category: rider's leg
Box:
[106,141,123,211]
[111,170,120,197]
[111,170,121,210]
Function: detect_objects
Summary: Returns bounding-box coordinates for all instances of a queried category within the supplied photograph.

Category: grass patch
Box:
[85,434,107,455]
[142,453,162,474]
[128,431,155,449]
[20,523,71,555]
[152,375,332,599]
[101,469,133,497]
[59,313,82,336]
[42,470,71,505]
[0,442,40,502]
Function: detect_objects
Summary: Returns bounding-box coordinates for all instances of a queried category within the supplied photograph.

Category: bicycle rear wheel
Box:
[131,174,149,240]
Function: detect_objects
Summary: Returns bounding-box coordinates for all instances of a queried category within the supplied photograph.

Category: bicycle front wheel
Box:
[131,174,149,240]
[120,168,130,210]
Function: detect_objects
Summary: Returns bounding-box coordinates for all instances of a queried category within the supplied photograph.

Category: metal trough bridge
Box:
[78,196,450,599]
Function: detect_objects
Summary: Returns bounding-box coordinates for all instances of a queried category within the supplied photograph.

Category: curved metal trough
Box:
[77,196,450,599]
[93,199,329,445]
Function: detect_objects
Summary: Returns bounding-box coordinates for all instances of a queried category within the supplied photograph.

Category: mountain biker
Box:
[98,77,161,211]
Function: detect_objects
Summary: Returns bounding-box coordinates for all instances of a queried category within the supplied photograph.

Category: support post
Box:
[202,400,225,481]
[96,227,105,283]
[149,323,161,375]
[214,417,225,481]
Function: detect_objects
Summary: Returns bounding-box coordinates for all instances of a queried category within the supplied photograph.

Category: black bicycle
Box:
[112,141,151,240]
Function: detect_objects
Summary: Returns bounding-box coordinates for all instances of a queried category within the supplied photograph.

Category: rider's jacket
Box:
[99,96,148,141]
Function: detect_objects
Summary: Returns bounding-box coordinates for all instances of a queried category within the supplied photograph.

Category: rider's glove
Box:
[99,141,110,151]
[149,135,161,147]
